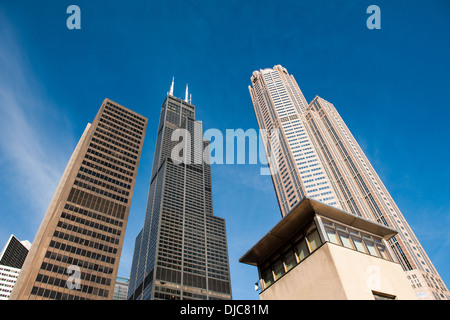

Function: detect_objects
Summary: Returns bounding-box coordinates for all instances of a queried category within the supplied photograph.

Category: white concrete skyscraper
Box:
[249,65,341,216]
[249,65,449,300]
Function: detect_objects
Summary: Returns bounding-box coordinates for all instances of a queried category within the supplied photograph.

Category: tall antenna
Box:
[184,83,189,102]
[169,77,174,96]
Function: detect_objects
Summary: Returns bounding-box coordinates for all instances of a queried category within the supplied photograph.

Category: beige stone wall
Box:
[260,243,417,300]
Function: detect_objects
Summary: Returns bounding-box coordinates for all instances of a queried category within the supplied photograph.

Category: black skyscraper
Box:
[128,86,232,300]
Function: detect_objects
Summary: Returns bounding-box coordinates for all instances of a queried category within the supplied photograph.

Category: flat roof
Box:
[239,198,397,266]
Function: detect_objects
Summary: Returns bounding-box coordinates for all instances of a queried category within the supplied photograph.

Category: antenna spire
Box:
[169,77,174,96]
[184,83,189,102]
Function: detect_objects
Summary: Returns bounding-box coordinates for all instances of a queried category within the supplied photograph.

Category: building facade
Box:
[0,235,31,270]
[248,65,449,300]
[127,86,232,300]
[0,265,21,300]
[113,276,129,300]
[10,98,147,300]
[0,235,31,300]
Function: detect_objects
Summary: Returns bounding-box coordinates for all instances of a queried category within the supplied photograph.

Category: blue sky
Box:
[0,0,449,300]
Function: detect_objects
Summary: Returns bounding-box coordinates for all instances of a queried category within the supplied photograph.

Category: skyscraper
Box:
[249,65,341,216]
[0,235,31,300]
[112,276,129,300]
[127,82,232,300]
[249,65,449,300]
[0,235,31,270]
[10,98,147,300]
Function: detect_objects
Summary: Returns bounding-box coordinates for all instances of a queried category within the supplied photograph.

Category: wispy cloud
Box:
[408,207,450,266]
[0,13,73,229]
[213,163,275,194]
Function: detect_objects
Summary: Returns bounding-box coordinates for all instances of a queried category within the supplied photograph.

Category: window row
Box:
[91,137,137,160]
[53,229,117,255]
[104,104,145,131]
[38,262,111,287]
[30,286,90,300]
[98,115,142,146]
[61,210,121,240]
[67,186,127,220]
[79,167,131,193]
[86,148,135,171]
[74,178,129,204]
[44,250,114,275]
[89,142,136,166]
[101,113,143,137]
[49,239,116,265]
[82,159,133,184]
[105,102,146,126]
[93,131,139,155]
[97,121,142,146]
[322,218,392,261]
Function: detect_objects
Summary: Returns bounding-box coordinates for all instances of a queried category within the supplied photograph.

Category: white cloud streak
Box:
[0,13,72,228]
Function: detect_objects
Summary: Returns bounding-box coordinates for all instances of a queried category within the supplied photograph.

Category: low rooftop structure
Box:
[239,198,417,300]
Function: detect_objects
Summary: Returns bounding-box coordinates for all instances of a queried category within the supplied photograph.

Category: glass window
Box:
[307,229,321,252]
[376,244,390,260]
[326,228,339,245]
[338,232,353,249]
[272,258,285,280]
[373,238,383,244]
[295,239,309,262]
[365,241,379,257]
[283,249,297,272]
[261,268,273,288]
[292,232,305,244]
[352,237,366,253]
[322,219,334,228]
[349,230,360,237]
[362,234,373,241]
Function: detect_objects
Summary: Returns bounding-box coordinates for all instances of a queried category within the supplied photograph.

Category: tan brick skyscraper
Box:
[249,65,449,300]
[10,98,147,300]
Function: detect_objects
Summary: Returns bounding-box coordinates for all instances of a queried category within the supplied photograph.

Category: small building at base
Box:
[239,198,417,300]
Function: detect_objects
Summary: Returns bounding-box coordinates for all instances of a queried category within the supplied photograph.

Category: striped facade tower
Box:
[249,65,449,300]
